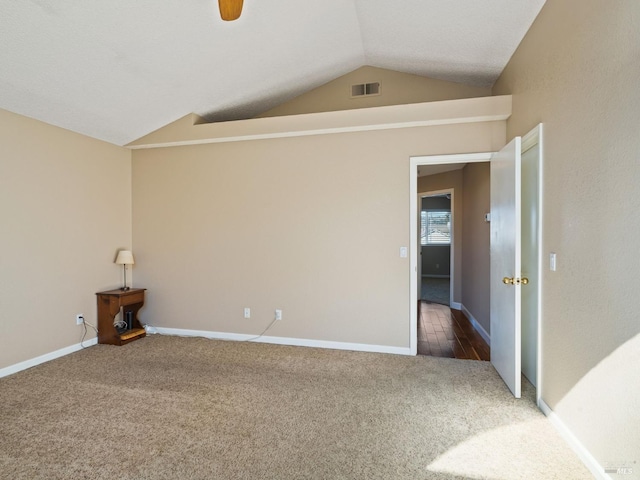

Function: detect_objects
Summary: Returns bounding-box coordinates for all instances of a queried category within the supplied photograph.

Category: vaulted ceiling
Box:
[0,1,545,146]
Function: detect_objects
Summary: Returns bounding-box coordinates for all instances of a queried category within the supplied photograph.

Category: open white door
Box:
[490,137,522,398]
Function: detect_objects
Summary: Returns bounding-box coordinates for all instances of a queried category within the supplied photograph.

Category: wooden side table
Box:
[96,288,147,345]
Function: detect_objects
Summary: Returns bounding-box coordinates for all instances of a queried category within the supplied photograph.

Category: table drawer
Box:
[120,291,144,306]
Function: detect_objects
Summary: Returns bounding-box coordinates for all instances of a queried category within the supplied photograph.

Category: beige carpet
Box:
[0,336,593,479]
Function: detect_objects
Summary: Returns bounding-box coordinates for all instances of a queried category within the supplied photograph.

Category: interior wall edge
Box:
[538,399,608,480]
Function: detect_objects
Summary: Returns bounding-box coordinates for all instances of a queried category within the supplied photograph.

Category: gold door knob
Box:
[521,277,529,285]
[503,277,514,285]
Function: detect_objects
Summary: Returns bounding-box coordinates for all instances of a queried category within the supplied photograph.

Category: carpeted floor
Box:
[0,336,593,479]
[421,277,451,305]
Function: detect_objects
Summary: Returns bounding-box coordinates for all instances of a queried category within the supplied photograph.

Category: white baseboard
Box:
[152,327,413,356]
[538,399,609,480]
[450,301,462,310]
[0,337,98,379]
[461,304,491,346]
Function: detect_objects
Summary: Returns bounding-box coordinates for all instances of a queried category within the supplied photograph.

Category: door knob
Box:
[503,277,529,285]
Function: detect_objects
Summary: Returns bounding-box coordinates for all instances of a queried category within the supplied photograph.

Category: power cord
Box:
[142,316,279,343]
[241,316,279,343]
[132,318,278,343]
[142,323,158,334]
[114,319,127,330]
[80,317,98,349]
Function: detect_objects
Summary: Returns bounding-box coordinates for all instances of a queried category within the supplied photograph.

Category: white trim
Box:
[410,160,418,355]
[152,327,412,356]
[129,118,506,149]
[461,304,491,346]
[410,152,494,357]
[521,123,544,404]
[450,301,462,310]
[521,125,540,153]
[0,338,98,378]
[539,399,609,480]
[535,124,544,405]
[412,152,494,165]
[129,96,512,149]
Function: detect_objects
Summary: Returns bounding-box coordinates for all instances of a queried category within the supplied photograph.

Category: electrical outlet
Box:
[76,314,84,325]
[243,307,251,319]
[275,309,282,321]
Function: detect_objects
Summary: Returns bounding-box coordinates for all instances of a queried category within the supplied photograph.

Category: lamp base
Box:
[121,286,130,291]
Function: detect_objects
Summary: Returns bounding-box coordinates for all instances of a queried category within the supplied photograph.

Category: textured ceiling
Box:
[0,0,545,146]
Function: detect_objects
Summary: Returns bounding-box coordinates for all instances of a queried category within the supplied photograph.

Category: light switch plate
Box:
[550,253,557,271]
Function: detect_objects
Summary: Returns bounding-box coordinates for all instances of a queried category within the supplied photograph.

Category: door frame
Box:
[521,124,543,406]
[418,188,455,309]
[409,126,543,405]
[409,152,493,355]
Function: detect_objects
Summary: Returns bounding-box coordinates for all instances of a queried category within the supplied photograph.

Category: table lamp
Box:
[115,250,135,291]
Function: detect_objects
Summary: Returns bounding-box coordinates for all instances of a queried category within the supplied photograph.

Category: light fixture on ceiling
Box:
[218,0,244,21]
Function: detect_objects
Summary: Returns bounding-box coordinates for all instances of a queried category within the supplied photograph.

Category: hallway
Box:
[418,301,490,361]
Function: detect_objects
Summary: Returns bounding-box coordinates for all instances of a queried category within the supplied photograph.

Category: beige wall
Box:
[0,108,132,369]
[494,0,640,470]
[132,121,504,348]
[461,162,490,333]
[257,66,491,118]
[417,170,463,306]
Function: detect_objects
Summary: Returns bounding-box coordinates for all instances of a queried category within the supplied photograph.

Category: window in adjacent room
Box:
[421,210,451,245]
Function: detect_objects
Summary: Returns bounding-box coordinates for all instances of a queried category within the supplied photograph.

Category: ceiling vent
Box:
[351,82,380,98]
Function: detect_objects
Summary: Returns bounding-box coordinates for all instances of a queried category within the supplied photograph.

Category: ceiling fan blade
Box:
[218,0,244,21]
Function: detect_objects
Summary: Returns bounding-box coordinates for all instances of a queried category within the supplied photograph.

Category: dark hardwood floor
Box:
[418,301,490,361]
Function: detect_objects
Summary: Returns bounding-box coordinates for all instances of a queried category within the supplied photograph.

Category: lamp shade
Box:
[115,250,135,265]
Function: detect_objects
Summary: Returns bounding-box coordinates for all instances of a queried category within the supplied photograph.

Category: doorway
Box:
[419,189,453,307]
[410,153,492,356]
[409,125,543,402]
[417,302,490,360]
[416,168,490,362]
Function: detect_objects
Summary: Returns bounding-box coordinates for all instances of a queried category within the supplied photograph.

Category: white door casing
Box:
[521,141,539,387]
[410,153,493,355]
[521,123,543,403]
